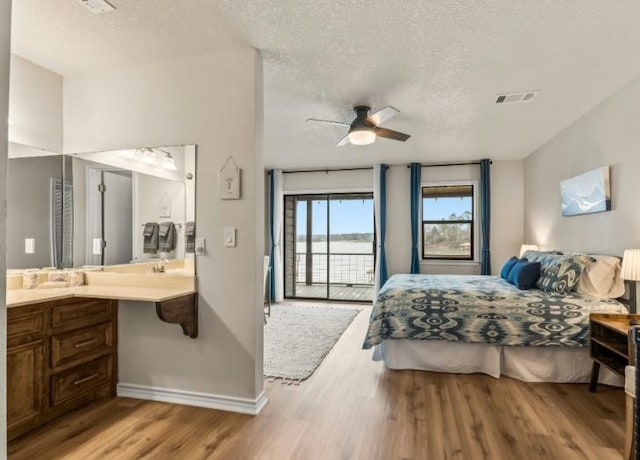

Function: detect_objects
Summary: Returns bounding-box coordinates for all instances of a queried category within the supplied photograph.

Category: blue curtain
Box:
[269,170,276,301]
[409,163,421,274]
[480,159,491,275]
[378,164,389,287]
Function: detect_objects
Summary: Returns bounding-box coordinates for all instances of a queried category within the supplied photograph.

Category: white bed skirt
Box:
[373,340,622,386]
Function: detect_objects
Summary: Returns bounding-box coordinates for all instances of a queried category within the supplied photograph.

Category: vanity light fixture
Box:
[140,148,157,165]
[121,149,140,160]
[161,151,178,171]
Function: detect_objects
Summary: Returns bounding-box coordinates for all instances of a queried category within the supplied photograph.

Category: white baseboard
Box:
[117,383,268,415]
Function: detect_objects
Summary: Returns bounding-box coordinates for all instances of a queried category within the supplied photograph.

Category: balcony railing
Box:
[295,252,374,286]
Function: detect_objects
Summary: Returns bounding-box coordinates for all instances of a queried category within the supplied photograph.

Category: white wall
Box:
[524,75,640,255]
[283,168,372,193]
[0,1,11,455]
[9,54,63,152]
[64,50,265,403]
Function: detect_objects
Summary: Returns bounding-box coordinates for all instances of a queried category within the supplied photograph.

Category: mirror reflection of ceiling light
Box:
[161,152,178,171]
[140,148,157,165]
[121,149,140,160]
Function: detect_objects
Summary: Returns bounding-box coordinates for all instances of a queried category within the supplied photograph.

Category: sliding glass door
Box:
[284,193,374,302]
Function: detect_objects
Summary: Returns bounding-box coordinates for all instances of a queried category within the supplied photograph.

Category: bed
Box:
[363,255,629,384]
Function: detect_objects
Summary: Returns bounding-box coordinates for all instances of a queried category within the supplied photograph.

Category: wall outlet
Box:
[25,238,35,254]
[195,237,206,255]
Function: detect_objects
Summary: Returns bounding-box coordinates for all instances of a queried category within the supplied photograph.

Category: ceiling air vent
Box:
[495,91,538,104]
[73,0,116,13]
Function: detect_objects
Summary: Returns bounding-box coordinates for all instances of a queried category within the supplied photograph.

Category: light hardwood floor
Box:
[9,302,625,459]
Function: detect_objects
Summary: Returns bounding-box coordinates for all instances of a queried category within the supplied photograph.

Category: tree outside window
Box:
[422,185,474,260]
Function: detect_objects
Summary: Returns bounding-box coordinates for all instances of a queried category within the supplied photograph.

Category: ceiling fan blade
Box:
[306,118,350,127]
[336,134,351,147]
[375,127,411,142]
[366,106,399,126]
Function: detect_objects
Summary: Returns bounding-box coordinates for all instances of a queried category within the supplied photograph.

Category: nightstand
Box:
[589,313,640,392]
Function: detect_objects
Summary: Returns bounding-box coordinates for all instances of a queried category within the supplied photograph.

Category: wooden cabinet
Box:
[7,340,45,431]
[589,313,640,392]
[7,297,117,441]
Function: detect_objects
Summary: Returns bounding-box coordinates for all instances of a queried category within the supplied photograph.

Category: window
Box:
[422,184,475,260]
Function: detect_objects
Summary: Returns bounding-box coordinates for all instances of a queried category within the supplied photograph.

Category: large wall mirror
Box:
[7,142,196,270]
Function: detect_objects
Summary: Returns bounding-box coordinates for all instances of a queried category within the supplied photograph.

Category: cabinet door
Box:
[7,340,45,431]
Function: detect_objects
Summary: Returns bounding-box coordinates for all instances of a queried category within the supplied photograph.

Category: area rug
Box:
[264,303,361,383]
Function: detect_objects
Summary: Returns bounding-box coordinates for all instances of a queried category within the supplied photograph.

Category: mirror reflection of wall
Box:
[6,143,196,270]
[6,149,68,268]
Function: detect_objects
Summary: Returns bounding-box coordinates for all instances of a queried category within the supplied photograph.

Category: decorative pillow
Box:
[536,255,588,295]
[575,254,625,299]
[507,260,541,290]
[500,256,519,280]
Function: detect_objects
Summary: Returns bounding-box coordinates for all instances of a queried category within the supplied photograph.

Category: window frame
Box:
[420,181,478,262]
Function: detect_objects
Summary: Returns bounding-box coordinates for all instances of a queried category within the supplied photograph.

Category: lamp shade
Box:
[621,249,640,281]
[519,244,539,258]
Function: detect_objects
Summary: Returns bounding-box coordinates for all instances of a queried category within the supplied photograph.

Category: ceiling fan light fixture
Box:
[348,128,376,146]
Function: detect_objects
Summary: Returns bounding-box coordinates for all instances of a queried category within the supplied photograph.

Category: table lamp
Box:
[621,249,640,314]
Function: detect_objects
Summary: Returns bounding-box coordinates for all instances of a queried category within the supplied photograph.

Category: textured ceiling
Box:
[11,1,640,168]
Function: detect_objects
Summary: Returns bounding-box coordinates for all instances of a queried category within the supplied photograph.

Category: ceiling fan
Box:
[307,106,411,147]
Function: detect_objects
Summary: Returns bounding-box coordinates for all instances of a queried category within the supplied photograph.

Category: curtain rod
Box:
[406,160,492,168]
[267,166,374,174]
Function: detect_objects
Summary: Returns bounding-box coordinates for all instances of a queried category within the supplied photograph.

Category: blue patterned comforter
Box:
[363,274,626,349]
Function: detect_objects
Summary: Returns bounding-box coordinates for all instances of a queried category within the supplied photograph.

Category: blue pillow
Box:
[500,256,519,280]
[507,260,541,290]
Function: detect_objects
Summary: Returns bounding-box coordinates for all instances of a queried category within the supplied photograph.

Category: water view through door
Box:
[284,193,374,302]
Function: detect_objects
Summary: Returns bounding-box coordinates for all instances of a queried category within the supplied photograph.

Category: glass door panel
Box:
[284,192,374,302]
[285,195,328,299]
[328,193,374,302]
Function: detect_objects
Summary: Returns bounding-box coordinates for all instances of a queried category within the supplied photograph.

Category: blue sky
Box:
[423,197,472,220]
[294,196,471,236]
[297,199,374,235]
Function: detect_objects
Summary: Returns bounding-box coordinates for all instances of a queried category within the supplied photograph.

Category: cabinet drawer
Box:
[7,308,45,348]
[51,322,113,370]
[51,357,111,407]
[51,299,113,332]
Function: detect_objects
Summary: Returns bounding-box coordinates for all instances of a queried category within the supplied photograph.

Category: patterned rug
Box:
[264,303,361,383]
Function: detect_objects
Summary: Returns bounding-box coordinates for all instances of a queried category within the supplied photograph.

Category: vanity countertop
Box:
[7,284,196,307]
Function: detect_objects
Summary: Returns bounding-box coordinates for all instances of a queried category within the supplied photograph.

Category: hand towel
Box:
[185,221,196,253]
[159,221,176,252]
[143,222,159,254]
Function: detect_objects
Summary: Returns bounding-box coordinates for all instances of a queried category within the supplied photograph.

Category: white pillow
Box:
[575,255,625,299]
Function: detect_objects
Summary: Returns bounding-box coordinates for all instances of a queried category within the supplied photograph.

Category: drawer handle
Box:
[74,338,98,348]
[74,374,99,385]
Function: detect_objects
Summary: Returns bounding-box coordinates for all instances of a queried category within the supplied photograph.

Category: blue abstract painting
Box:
[560,166,611,217]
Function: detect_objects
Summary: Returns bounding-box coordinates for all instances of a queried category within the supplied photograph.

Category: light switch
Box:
[195,237,206,255]
[25,238,35,254]
[224,227,236,247]
[92,238,103,255]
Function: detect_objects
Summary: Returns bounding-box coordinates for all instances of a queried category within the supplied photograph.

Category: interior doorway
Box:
[86,167,133,266]
[283,192,374,302]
